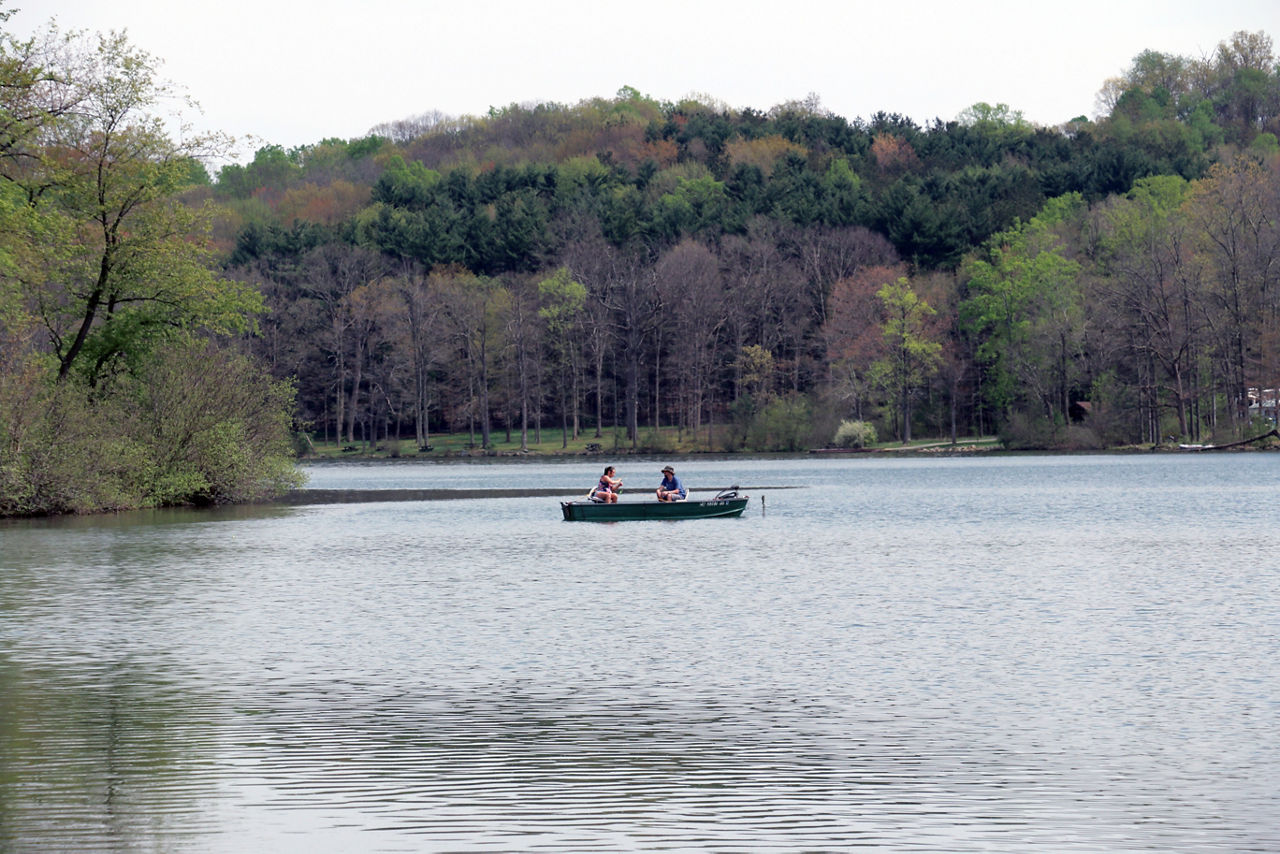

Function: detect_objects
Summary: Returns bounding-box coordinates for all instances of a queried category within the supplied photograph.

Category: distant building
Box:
[1246,388,1280,423]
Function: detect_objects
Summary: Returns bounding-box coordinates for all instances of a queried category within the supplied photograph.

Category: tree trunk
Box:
[345,337,364,445]
[594,342,604,439]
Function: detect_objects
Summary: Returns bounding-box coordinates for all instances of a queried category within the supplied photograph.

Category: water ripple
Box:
[3,454,1280,852]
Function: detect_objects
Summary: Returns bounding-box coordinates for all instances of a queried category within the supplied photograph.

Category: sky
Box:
[10,0,1280,164]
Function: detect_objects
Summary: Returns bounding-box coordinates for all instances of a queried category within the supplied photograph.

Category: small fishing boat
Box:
[560,488,749,521]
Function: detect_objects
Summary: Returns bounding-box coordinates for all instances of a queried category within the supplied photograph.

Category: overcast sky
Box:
[11,0,1280,162]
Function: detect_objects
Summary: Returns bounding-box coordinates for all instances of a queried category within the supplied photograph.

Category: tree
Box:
[873,277,941,442]
[131,338,300,505]
[794,224,898,327]
[564,218,658,447]
[501,275,543,451]
[730,343,776,445]
[299,244,386,444]
[961,196,1086,429]
[655,239,725,442]
[721,217,807,391]
[14,32,256,385]
[538,266,587,446]
[1096,175,1208,440]
[439,269,507,448]
[0,18,297,515]
[392,259,443,450]
[1208,31,1279,141]
[822,263,904,424]
[1185,154,1280,429]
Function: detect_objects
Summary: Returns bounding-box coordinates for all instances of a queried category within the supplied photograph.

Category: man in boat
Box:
[656,465,686,502]
[593,466,622,503]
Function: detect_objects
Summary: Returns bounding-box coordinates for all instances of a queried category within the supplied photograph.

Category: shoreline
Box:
[273,485,801,506]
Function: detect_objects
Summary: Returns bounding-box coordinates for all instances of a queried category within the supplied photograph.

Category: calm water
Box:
[2,454,1278,852]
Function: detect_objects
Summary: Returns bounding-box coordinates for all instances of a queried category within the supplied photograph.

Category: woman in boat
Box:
[593,466,622,503]
[656,465,686,502]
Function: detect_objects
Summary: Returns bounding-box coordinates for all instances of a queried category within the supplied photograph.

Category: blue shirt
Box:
[660,474,686,498]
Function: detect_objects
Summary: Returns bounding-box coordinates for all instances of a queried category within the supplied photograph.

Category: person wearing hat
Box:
[656,465,686,502]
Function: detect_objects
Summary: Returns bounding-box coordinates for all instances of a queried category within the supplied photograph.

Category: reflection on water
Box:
[2,454,1279,852]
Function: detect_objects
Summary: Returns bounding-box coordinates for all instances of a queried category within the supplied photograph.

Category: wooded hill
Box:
[212,31,1280,455]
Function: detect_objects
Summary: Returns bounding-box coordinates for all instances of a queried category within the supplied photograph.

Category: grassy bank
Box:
[299,427,1003,460]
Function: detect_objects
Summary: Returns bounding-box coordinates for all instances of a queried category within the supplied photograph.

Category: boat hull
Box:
[560,496,749,521]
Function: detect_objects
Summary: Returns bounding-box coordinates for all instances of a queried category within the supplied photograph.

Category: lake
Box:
[2,453,1278,852]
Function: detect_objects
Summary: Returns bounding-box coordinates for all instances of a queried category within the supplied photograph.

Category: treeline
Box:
[216,31,1280,453]
[0,15,299,515]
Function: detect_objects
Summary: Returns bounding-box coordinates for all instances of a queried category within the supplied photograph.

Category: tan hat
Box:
[661,465,674,473]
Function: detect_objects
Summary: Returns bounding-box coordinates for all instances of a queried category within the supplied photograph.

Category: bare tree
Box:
[794,224,899,327]
[562,216,659,446]
[391,259,444,449]
[439,268,506,449]
[502,276,544,452]
[1188,156,1280,428]
[655,239,726,442]
[299,244,386,444]
[721,217,806,394]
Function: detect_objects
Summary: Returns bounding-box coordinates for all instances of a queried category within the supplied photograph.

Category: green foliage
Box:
[345,135,390,160]
[1250,132,1279,155]
[956,102,1033,148]
[559,155,613,193]
[0,381,139,515]
[537,267,586,328]
[822,157,869,224]
[1097,30,1279,151]
[729,391,813,451]
[129,338,302,505]
[833,419,876,448]
[872,277,942,442]
[653,173,729,238]
[752,393,813,451]
[0,21,299,516]
[56,197,266,385]
[217,145,303,199]
[372,154,443,207]
[875,177,967,267]
[0,339,301,515]
[735,345,776,400]
[960,197,1085,421]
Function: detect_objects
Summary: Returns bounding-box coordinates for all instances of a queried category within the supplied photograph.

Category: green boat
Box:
[560,488,749,521]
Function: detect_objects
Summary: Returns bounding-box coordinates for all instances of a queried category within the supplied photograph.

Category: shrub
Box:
[1000,412,1074,450]
[746,393,812,451]
[833,419,877,448]
[131,338,302,505]
[1,337,302,516]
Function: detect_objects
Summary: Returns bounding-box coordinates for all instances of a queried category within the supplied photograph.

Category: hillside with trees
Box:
[214,30,1280,456]
[3,16,1280,515]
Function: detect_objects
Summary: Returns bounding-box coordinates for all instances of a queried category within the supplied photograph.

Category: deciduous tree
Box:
[538,266,587,446]
[873,277,941,442]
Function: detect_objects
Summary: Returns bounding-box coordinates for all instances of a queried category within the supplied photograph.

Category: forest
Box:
[215,31,1280,456]
[3,13,1280,515]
